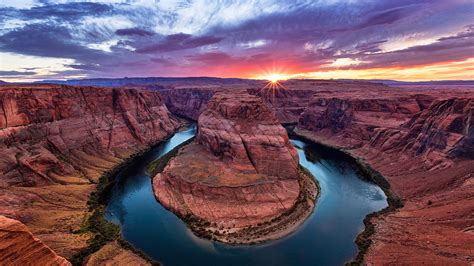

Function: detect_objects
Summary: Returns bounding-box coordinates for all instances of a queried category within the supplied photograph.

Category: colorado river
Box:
[105,125,387,265]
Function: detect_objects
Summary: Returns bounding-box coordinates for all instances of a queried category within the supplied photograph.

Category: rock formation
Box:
[1,79,473,264]
[295,96,474,264]
[196,92,299,177]
[0,215,70,265]
[161,88,216,120]
[153,92,316,243]
[85,242,150,266]
[0,84,182,262]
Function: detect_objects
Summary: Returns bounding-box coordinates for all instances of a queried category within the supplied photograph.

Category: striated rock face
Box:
[0,85,181,186]
[248,88,317,124]
[196,92,299,178]
[160,88,216,120]
[0,215,70,265]
[85,242,150,266]
[0,84,182,261]
[154,92,314,243]
[298,96,429,149]
[400,98,473,160]
[295,96,474,264]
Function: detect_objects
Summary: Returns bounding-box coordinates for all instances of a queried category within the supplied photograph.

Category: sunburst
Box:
[258,72,288,103]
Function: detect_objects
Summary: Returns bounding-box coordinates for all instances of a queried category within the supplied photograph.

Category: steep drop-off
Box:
[0,215,70,265]
[296,96,474,264]
[0,84,182,262]
[153,92,317,243]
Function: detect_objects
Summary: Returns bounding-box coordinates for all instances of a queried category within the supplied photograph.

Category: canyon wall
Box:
[0,84,182,262]
[160,87,316,124]
[157,82,472,263]
[0,215,70,265]
[161,88,216,120]
[154,92,315,243]
[196,92,299,178]
[295,96,474,264]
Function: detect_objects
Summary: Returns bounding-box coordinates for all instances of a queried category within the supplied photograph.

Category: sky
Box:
[0,0,473,82]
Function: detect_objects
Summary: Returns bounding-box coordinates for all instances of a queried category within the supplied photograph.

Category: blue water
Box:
[105,125,387,266]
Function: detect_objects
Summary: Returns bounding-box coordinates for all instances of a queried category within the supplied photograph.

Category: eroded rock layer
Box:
[154,92,316,243]
[0,84,182,261]
[296,96,474,264]
[196,92,299,178]
[0,215,70,265]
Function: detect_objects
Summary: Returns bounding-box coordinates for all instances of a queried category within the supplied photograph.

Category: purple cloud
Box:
[0,70,36,76]
[0,0,472,80]
[116,28,155,37]
[136,33,223,53]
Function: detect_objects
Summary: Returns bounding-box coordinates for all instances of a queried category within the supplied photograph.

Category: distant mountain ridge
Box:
[365,79,474,86]
[35,77,260,88]
[23,77,474,88]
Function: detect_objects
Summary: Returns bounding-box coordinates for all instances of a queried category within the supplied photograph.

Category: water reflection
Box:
[105,126,387,266]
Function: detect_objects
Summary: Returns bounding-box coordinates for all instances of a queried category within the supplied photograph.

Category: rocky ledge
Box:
[153,92,317,244]
[295,96,474,264]
[0,215,70,265]
[0,84,182,263]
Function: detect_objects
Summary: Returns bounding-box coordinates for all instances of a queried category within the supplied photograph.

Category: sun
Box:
[254,65,291,95]
[260,72,288,94]
[266,73,285,83]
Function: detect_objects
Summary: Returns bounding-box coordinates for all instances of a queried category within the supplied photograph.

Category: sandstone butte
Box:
[0,84,182,265]
[153,91,317,243]
[159,81,473,264]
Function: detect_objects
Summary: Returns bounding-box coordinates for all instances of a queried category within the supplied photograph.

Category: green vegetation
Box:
[71,145,166,265]
[70,207,120,265]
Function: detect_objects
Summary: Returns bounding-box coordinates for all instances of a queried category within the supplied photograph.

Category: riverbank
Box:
[186,166,319,245]
[150,138,319,245]
[290,128,403,265]
[69,124,193,265]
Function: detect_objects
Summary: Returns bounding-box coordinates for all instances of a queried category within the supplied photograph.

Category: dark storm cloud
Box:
[136,33,223,53]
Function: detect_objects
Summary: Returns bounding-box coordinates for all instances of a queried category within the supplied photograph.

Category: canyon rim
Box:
[1,1,474,265]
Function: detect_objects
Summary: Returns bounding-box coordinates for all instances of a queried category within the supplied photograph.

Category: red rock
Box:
[0,85,182,186]
[154,92,303,231]
[295,96,474,264]
[0,84,183,261]
[0,215,70,265]
[196,92,299,178]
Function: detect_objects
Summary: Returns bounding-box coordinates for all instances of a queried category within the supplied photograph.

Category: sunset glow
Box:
[0,1,473,82]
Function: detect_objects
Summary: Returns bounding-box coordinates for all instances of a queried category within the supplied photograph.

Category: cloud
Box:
[136,33,223,53]
[0,70,36,76]
[0,23,107,60]
[24,2,111,20]
[0,0,473,80]
[115,27,154,36]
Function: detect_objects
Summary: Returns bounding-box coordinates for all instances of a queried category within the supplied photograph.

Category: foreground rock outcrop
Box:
[296,96,474,264]
[0,84,182,262]
[85,242,150,266]
[0,215,70,265]
[153,92,317,243]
